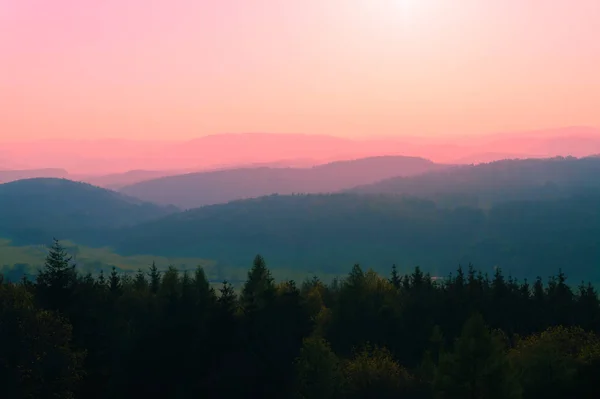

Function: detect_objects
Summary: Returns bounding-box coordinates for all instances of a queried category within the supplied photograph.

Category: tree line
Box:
[1,240,600,398]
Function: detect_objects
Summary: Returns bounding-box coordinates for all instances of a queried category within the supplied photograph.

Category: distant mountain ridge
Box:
[0,168,69,184]
[2,126,599,174]
[118,155,445,208]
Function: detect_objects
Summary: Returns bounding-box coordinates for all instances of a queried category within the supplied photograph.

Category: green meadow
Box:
[0,238,342,286]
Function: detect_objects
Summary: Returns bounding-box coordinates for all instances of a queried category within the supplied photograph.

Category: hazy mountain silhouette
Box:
[2,127,599,174]
[448,152,541,165]
[0,178,177,244]
[79,159,321,188]
[75,170,184,190]
[118,156,444,208]
[348,156,600,207]
[0,168,69,184]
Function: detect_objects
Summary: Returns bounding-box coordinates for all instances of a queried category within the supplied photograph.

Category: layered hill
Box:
[112,192,600,282]
[348,156,600,207]
[119,156,444,208]
[0,178,177,244]
[79,170,181,190]
[3,127,599,174]
[0,168,69,184]
[4,156,600,282]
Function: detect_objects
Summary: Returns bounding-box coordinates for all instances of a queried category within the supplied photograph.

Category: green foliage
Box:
[509,326,600,398]
[434,314,521,399]
[294,337,343,399]
[2,242,600,399]
[0,282,84,398]
[343,345,418,398]
[0,238,218,280]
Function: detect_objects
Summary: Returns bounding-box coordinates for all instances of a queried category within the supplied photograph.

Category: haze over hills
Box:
[2,156,600,283]
[349,156,600,208]
[0,168,69,184]
[0,160,326,190]
[0,178,177,245]
[110,192,600,283]
[449,152,541,165]
[5,0,600,394]
[2,127,600,175]
[68,159,325,189]
[118,155,445,208]
[74,170,185,190]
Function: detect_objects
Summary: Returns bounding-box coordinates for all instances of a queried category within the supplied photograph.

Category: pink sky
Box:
[2,0,600,141]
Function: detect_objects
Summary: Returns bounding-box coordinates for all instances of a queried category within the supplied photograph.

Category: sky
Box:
[2,0,600,141]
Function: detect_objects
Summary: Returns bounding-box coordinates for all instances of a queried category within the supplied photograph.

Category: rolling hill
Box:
[118,156,445,208]
[4,156,600,283]
[72,159,322,189]
[77,170,182,190]
[348,156,600,207]
[0,178,177,245]
[111,192,600,282]
[0,168,69,184]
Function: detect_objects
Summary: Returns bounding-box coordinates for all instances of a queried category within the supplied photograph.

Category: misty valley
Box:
[2,155,600,283]
[2,154,600,398]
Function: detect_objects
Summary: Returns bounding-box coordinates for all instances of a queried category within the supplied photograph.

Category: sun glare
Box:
[362,0,430,26]
[397,0,413,12]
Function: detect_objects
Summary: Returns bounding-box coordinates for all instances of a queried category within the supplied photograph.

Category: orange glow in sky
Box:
[2,0,600,141]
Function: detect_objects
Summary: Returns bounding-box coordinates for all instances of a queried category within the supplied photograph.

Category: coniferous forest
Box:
[2,240,600,398]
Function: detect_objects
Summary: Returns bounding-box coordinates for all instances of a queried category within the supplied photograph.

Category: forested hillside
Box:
[0,178,177,244]
[113,193,600,282]
[3,158,600,283]
[2,241,599,398]
[350,156,600,207]
[118,155,443,208]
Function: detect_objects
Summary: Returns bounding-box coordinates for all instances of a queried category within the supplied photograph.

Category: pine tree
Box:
[160,266,180,302]
[410,266,424,289]
[347,264,365,289]
[455,265,465,290]
[148,261,161,294]
[180,270,193,302]
[218,280,237,315]
[96,270,106,288]
[133,268,148,292]
[241,255,275,311]
[420,325,445,383]
[109,266,121,295]
[576,282,600,331]
[547,269,574,325]
[36,239,77,312]
[194,265,215,305]
[390,264,401,289]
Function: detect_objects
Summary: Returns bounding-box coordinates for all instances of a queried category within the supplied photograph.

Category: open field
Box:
[0,238,344,287]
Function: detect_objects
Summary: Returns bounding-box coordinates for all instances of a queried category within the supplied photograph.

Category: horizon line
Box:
[2,125,600,144]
